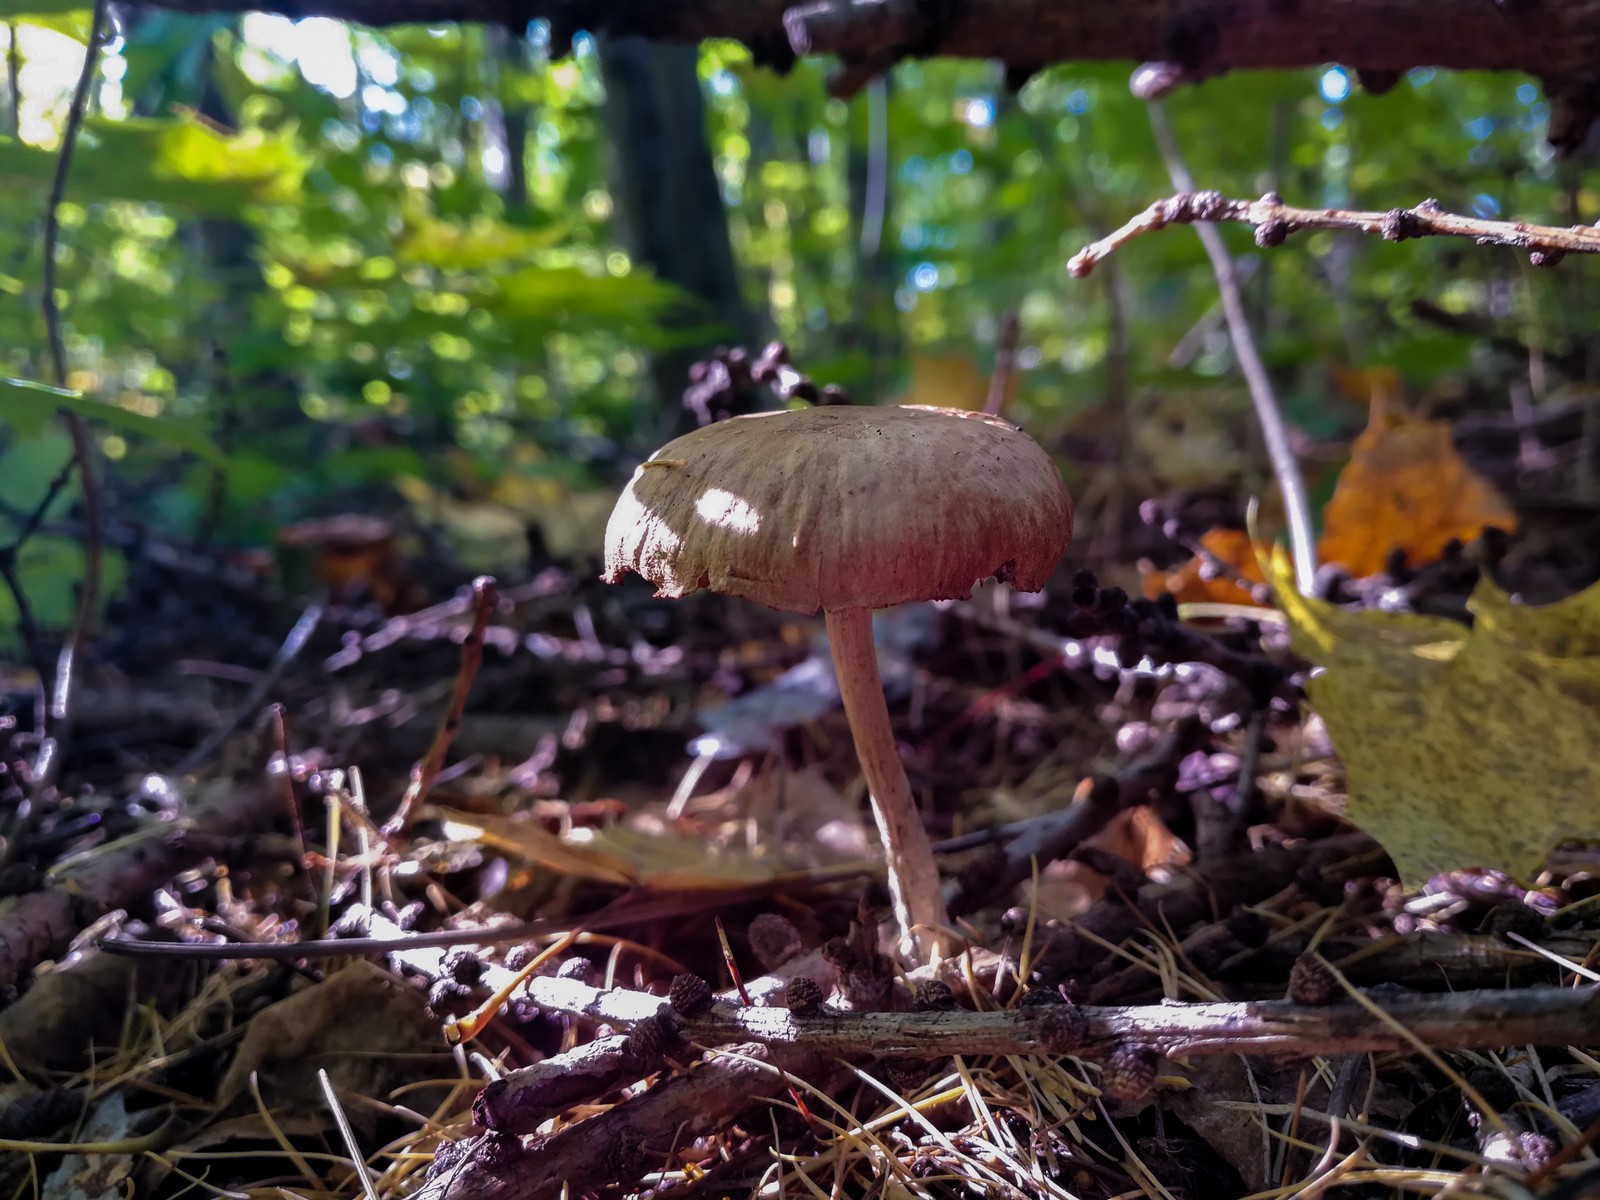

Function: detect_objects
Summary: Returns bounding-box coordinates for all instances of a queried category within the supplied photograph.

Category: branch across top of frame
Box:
[127,0,1600,146]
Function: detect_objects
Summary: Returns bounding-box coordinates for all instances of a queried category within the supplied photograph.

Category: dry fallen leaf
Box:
[435,805,803,890]
[1142,527,1269,608]
[1318,405,1517,578]
[217,960,442,1134]
[1265,547,1600,887]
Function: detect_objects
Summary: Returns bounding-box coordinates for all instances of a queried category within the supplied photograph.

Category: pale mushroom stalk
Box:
[825,606,950,961]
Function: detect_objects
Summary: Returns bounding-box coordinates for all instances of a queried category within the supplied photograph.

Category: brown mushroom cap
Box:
[603,404,1073,615]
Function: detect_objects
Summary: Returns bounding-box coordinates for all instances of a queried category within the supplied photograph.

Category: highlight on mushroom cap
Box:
[603,403,1074,615]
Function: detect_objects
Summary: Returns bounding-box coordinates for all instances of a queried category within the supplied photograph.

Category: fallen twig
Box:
[417,1038,843,1200]
[516,972,1600,1063]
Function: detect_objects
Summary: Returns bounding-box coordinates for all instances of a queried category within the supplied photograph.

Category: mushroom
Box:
[602,403,1073,961]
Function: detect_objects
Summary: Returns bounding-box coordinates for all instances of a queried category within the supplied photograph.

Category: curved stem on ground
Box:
[825,605,952,962]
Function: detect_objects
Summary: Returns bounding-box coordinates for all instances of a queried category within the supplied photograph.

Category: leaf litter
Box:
[4,359,1600,1200]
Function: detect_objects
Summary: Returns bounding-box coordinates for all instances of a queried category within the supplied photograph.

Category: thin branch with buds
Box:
[1068,190,1600,279]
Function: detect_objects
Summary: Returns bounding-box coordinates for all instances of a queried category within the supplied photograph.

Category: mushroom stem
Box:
[825,606,952,962]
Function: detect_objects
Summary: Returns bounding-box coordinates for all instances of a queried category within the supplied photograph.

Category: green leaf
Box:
[0,430,74,517]
[0,115,306,215]
[488,265,685,327]
[4,8,93,39]
[0,377,227,466]
[0,0,87,14]
[397,216,569,270]
[0,533,126,632]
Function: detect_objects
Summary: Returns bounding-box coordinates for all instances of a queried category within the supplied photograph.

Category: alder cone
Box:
[1288,954,1335,1006]
[604,404,1073,615]
[1100,1045,1159,1102]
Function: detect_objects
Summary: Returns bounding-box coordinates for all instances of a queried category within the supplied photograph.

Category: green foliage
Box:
[0,432,126,631]
[0,10,1588,641]
[1,376,226,464]
[0,116,306,212]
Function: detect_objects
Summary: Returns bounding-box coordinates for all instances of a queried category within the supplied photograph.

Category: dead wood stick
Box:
[417,965,1600,1200]
[514,973,1600,1063]
[415,1039,844,1200]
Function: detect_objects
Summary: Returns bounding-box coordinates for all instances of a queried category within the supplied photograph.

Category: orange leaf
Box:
[1330,365,1404,411]
[1317,410,1517,578]
[1141,527,1269,608]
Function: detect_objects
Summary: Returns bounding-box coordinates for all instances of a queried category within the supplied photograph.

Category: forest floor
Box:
[3,379,1600,1200]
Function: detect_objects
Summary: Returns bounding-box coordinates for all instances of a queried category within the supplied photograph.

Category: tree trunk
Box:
[598,38,752,442]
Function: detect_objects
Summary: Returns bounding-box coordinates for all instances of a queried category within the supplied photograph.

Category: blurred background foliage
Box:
[0,8,1593,630]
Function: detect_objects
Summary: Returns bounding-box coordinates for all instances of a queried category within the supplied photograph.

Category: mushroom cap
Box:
[603,404,1073,614]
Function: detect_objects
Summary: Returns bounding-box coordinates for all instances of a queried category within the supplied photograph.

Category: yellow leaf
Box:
[1317,407,1517,577]
[897,352,995,412]
[1265,547,1600,886]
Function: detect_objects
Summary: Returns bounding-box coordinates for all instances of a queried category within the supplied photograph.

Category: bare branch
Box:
[1070,191,1600,278]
